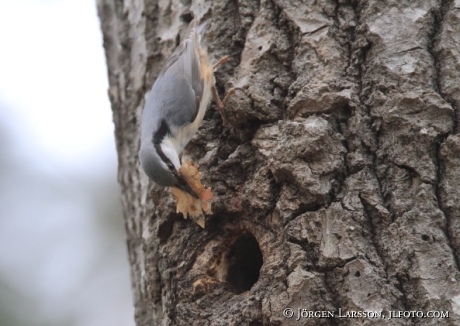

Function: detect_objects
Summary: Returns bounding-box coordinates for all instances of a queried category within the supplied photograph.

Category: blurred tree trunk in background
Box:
[97,0,460,325]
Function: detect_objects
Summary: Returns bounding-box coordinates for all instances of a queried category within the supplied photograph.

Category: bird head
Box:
[139,142,198,199]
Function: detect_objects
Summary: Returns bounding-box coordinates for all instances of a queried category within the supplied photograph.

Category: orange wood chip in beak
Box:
[170,161,215,228]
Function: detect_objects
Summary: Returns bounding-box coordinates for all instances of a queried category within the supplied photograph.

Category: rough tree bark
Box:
[97,0,460,325]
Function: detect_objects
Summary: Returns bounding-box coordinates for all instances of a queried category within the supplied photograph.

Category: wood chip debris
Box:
[170,161,214,228]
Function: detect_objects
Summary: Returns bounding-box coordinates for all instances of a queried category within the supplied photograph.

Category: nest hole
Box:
[225,233,263,294]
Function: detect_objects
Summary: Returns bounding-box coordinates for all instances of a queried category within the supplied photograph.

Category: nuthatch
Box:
[139,19,238,198]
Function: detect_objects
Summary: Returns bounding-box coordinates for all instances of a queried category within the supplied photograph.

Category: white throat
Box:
[160,138,181,170]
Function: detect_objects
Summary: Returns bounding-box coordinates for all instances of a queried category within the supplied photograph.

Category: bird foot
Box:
[212,56,247,126]
[211,86,246,126]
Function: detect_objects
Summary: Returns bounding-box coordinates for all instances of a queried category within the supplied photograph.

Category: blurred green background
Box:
[0,1,134,325]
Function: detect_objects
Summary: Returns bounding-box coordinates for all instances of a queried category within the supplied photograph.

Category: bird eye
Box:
[167,163,174,170]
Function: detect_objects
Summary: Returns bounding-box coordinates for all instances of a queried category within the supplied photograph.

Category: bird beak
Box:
[175,176,199,199]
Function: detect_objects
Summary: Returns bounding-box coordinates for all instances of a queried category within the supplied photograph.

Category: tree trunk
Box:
[97,0,460,325]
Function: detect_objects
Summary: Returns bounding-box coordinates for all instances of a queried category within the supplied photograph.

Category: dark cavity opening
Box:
[226,233,263,294]
[421,234,429,241]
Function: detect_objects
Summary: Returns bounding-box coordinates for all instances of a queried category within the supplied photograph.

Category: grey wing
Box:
[157,19,204,125]
[141,72,197,146]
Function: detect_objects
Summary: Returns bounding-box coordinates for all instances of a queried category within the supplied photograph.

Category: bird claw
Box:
[212,56,247,126]
[211,86,246,127]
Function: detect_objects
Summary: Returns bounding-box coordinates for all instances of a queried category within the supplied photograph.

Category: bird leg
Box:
[211,86,247,127]
[212,56,229,70]
[211,56,247,123]
[211,86,246,112]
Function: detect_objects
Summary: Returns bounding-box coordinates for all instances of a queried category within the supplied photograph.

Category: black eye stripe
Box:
[153,119,171,145]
